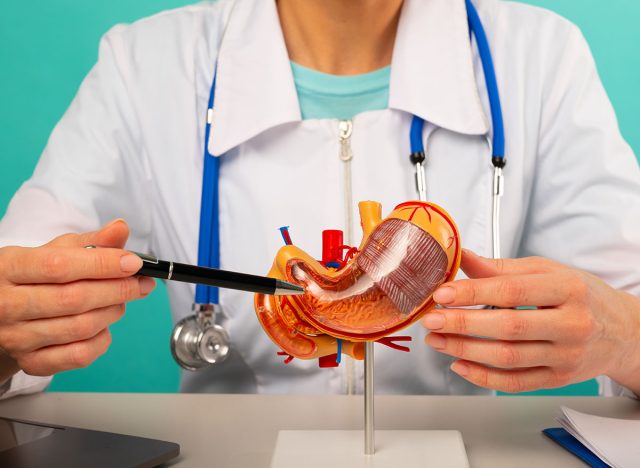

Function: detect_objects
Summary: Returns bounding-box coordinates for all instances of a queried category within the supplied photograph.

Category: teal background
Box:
[1,1,638,396]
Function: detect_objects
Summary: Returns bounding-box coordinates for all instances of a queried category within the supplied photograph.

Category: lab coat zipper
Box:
[338,119,356,395]
[339,120,354,245]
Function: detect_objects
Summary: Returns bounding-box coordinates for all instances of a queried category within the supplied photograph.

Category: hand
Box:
[422,249,640,394]
[0,219,155,381]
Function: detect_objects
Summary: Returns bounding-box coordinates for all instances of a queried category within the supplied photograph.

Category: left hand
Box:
[422,249,640,394]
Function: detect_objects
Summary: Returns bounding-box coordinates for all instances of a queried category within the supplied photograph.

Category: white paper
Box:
[557,406,640,468]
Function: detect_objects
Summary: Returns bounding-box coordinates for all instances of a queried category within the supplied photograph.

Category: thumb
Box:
[49,219,131,249]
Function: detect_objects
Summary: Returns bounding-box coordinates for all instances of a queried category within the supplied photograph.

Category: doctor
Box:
[0,0,639,399]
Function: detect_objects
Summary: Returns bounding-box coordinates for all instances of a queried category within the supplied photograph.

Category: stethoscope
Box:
[170,0,506,371]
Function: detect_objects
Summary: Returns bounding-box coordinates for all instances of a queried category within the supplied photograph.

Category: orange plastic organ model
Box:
[254,201,461,367]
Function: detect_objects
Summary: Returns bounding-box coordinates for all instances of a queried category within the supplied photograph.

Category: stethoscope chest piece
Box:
[170,303,230,371]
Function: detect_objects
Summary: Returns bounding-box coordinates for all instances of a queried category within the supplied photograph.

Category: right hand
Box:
[0,219,155,379]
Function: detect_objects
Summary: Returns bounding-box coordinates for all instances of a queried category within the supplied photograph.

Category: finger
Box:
[2,245,143,285]
[433,273,569,308]
[425,333,558,369]
[17,328,112,376]
[10,276,155,320]
[449,360,562,393]
[0,304,126,354]
[49,219,130,249]
[421,308,569,341]
[460,249,557,279]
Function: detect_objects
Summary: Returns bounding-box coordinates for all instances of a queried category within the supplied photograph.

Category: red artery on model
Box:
[254,200,461,367]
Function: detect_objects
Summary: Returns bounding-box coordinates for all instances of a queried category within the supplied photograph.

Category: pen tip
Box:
[274,280,305,296]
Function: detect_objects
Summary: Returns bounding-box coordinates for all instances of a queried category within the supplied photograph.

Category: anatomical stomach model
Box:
[254,201,461,367]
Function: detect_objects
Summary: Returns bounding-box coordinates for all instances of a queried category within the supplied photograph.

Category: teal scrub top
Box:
[290,61,390,120]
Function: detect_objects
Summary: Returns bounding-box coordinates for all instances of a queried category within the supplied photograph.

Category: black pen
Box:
[85,247,304,296]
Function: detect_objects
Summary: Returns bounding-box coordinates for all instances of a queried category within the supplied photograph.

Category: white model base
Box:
[270,430,470,468]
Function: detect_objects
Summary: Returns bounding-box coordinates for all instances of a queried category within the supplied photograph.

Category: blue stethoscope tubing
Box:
[195,0,505,308]
[410,0,505,162]
[196,69,220,306]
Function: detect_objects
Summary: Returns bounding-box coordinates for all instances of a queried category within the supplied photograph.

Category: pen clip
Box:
[131,251,159,264]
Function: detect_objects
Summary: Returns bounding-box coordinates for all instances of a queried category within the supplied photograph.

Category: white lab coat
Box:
[1,0,638,398]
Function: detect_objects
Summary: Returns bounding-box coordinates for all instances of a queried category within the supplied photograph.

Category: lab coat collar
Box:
[389,0,490,135]
[209,0,489,156]
[209,0,299,156]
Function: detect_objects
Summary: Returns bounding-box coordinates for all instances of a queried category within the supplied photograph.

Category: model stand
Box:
[270,345,470,468]
[262,203,470,466]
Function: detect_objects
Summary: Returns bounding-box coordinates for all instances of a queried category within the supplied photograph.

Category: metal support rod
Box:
[364,341,375,455]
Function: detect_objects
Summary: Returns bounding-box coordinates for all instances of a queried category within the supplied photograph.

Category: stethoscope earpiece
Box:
[170,304,230,371]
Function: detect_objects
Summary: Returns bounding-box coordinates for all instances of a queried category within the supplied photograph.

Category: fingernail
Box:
[120,254,142,273]
[139,276,156,295]
[426,333,446,350]
[423,313,445,330]
[106,218,126,229]
[451,361,470,376]
[462,248,476,257]
[434,286,456,304]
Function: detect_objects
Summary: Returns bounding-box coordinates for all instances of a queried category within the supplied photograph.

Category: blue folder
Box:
[543,427,611,467]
